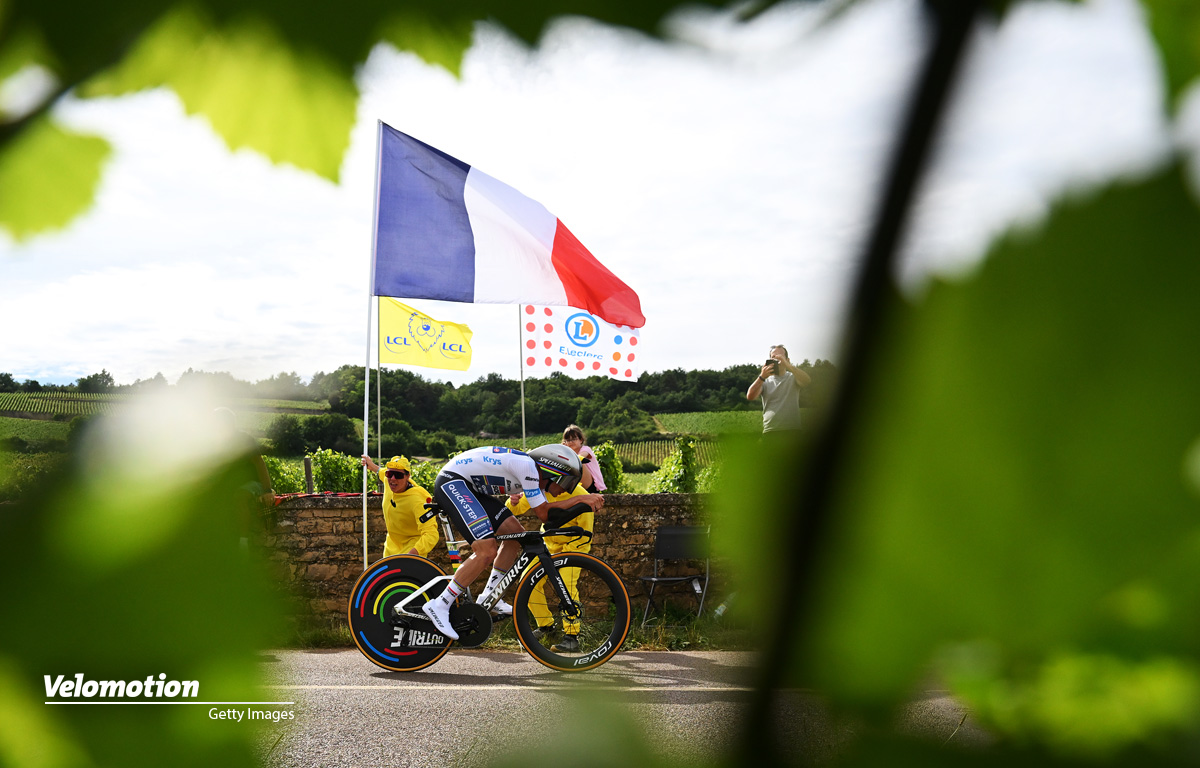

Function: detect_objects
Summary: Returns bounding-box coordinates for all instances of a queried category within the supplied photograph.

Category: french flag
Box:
[372,123,645,328]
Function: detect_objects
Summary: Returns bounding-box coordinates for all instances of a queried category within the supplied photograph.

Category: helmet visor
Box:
[539,462,580,493]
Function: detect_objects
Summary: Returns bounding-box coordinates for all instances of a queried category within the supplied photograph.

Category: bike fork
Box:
[537,552,581,620]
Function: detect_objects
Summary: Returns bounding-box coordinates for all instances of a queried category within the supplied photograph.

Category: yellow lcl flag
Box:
[379,298,473,371]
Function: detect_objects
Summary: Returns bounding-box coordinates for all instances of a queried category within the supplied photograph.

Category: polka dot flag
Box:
[521,305,643,381]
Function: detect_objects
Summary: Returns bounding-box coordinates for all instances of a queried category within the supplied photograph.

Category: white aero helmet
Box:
[528,444,583,493]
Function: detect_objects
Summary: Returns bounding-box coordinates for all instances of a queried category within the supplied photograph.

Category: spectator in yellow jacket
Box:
[361,455,438,559]
[505,481,594,651]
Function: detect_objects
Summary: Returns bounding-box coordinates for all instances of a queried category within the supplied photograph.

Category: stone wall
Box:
[262,492,712,622]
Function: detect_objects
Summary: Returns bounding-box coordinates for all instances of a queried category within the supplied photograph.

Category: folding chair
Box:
[638,525,710,628]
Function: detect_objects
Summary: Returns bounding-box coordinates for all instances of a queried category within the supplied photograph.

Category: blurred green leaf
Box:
[376,11,474,79]
[0,116,109,240]
[80,7,358,182]
[803,163,1200,729]
[1140,0,1200,109]
[941,650,1200,757]
[2,0,729,235]
[0,398,284,767]
[0,656,93,768]
[0,24,57,84]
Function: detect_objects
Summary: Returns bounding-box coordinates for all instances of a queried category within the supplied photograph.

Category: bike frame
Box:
[393,527,590,620]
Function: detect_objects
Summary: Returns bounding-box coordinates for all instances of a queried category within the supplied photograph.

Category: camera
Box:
[764,358,779,374]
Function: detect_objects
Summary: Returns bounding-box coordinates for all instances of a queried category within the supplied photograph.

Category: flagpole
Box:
[362,120,384,570]
[376,353,382,459]
[519,305,527,451]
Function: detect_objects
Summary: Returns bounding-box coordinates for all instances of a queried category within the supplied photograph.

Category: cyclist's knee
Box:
[471,537,499,559]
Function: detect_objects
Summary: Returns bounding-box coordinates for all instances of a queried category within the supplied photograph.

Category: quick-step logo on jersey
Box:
[442,478,494,539]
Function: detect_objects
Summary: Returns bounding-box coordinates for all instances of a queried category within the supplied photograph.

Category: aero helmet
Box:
[528,444,583,493]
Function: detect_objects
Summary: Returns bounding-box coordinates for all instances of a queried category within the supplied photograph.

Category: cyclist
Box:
[420,444,605,640]
[505,476,594,652]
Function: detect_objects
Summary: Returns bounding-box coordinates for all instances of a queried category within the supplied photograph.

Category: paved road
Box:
[257,648,983,767]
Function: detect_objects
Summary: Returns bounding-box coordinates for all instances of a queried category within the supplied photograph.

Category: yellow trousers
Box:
[525,512,592,635]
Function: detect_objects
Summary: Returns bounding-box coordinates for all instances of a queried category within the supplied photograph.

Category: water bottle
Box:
[713,592,737,618]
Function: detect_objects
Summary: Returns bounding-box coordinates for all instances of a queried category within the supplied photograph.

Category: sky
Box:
[0,0,1172,388]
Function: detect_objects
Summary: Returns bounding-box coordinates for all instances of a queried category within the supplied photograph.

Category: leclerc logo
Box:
[565,312,599,347]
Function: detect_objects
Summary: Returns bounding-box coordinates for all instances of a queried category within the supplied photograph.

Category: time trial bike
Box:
[348,503,631,673]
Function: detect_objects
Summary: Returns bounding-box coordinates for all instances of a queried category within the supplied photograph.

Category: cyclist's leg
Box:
[478,514,523,609]
[422,475,503,638]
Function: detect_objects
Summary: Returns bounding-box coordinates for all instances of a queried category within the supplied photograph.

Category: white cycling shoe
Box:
[491,599,513,616]
[421,600,459,641]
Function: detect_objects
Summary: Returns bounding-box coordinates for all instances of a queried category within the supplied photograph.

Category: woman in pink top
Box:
[562,424,606,493]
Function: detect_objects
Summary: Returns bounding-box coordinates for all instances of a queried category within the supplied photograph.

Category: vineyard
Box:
[0,391,125,417]
[614,439,721,467]
[230,398,327,411]
[0,392,328,421]
[656,410,764,435]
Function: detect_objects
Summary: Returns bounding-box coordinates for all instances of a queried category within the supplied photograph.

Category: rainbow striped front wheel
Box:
[348,555,452,672]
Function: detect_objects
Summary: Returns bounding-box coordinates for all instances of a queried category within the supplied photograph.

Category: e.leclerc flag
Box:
[372,124,644,329]
[523,305,642,381]
[378,298,473,372]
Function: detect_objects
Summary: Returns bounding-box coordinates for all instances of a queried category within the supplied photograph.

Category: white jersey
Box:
[439,447,547,508]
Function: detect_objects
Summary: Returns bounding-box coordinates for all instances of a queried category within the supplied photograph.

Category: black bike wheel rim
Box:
[348,555,452,672]
[513,552,631,672]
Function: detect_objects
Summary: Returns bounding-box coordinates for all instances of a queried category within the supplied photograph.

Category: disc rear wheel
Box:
[348,555,452,672]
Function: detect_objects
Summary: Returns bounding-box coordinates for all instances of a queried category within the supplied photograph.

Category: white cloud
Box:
[0,0,1168,387]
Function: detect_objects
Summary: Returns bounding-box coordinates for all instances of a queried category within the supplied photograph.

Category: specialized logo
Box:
[565,312,600,348]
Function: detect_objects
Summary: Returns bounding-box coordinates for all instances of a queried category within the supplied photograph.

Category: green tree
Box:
[266,414,306,456]
[75,369,115,393]
[0,372,16,392]
[300,413,357,455]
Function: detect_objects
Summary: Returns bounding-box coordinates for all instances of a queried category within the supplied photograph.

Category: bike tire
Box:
[348,555,452,672]
[512,552,631,672]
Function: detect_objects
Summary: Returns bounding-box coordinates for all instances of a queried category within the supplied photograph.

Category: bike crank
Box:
[450,603,492,648]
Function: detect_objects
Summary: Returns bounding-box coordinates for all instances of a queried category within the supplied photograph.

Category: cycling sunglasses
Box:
[385,470,408,480]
